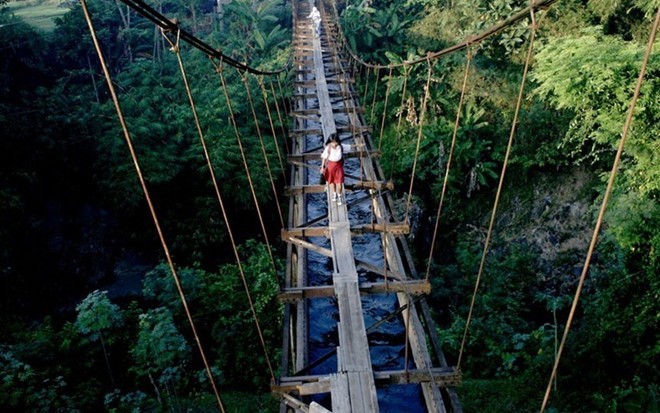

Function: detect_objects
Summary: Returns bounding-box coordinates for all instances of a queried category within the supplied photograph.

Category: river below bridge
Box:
[303,110,426,412]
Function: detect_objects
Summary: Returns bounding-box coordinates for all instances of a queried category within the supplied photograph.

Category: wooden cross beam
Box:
[281,222,409,238]
[290,125,372,136]
[284,180,393,195]
[278,279,431,302]
[287,149,380,162]
[273,367,461,395]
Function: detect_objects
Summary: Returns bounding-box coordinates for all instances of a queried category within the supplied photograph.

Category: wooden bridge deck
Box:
[275,1,462,411]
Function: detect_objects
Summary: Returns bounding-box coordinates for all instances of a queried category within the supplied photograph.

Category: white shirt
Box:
[321,143,350,162]
[308,7,321,23]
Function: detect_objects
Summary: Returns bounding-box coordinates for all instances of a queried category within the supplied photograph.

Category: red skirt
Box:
[324,160,344,184]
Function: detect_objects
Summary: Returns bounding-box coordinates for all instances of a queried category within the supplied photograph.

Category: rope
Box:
[424,48,474,283]
[277,75,289,117]
[258,76,288,184]
[79,3,226,411]
[330,0,558,70]
[162,32,277,385]
[270,77,290,155]
[369,67,381,124]
[118,0,287,75]
[404,58,433,224]
[457,8,539,371]
[389,65,410,181]
[211,59,277,271]
[540,8,660,412]
[404,292,412,375]
[362,66,371,109]
[378,65,394,151]
[240,72,285,228]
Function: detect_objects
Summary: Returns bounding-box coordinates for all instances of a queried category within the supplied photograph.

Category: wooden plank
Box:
[285,180,393,196]
[355,259,406,281]
[289,125,372,136]
[331,373,351,412]
[299,379,332,396]
[310,402,333,413]
[278,280,430,302]
[282,226,329,238]
[291,106,364,115]
[285,237,333,257]
[276,367,461,390]
[282,222,409,238]
[294,91,346,99]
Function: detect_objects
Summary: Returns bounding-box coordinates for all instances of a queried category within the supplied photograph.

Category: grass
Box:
[5,0,71,31]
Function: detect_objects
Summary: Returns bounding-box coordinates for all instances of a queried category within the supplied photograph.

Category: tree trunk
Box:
[87,53,100,104]
[99,332,116,389]
[114,0,133,63]
[148,372,163,405]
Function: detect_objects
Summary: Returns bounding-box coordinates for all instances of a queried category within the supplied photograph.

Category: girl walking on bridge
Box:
[307,6,321,37]
[320,134,350,206]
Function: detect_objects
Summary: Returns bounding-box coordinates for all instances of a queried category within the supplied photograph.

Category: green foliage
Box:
[407,0,533,59]
[75,290,123,342]
[131,307,191,385]
[143,240,282,388]
[217,0,290,63]
[459,376,548,413]
[341,0,418,62]
[532,27,659,171]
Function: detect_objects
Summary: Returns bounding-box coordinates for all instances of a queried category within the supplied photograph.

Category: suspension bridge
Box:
[274,0,462,411]
[79,0,660,410]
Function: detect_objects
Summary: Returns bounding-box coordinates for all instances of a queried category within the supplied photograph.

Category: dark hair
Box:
[325,133,340,146]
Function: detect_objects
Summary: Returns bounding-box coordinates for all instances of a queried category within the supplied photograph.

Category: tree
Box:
[142,240,282,388]
[532,27,659,176]
[75,290,123,389]
[131,307,190,406]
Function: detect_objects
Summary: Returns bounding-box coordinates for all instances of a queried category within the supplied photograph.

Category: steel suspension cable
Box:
[240,72,285,229]
[79,3,226,411]
[258,76,288,184]
[404,58,433,224]
[162,32,277,384]
[377,65,394,151]
[424,48,474,283]
[540,7,660,412]
[211,59,277,271]
[457,9,539,371]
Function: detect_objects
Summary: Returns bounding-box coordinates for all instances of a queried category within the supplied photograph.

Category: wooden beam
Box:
[284,180,393,195]
[282,226,328,238]
[285,237,333,257]
[281,222,409,239]
[278,279,431,302]
[273,367,461,394]
[355,259,406,281]
[293,91,346,99]
[291,107,364,116]
[287,149,381,162]
[290,125,372,136]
